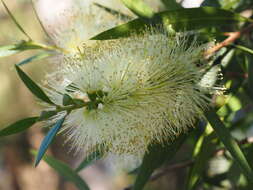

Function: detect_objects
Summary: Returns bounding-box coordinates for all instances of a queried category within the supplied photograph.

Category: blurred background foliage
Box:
[1,0,253,190]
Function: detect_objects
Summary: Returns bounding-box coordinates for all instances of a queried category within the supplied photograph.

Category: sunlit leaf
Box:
[0,117,38,137]
[35,116,65,166]
[31,151,90,190]
[121,0,154,18]
[185,127,215,190]
[91,7,248,40]
[15,65,54,105]
[233,45,253,55]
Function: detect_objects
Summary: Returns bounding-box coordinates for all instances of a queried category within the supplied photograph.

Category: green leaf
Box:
[63,94,74,106]
[35,116,65,166]
[1,0,31,40]
[91,7,248,40]
[75,150,102,172]
[133,134,186,190]
[205,109,253,182]
[94,3,132,21]
[17,52,52,66]
[0,117,38,137]
[38,110,58,121]
[161,0,182,10]
[185,127,215,190]
[15,65,54,105]
[0,41,53,58]
[31,150,90,190]
[121,0,154,18]
[233,45,253,55]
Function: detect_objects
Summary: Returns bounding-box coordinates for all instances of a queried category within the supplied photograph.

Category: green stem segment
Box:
[205,109,253,182]
[56,102,87,113]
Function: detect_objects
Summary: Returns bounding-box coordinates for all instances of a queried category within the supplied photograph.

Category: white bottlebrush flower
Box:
[44,31,217,158]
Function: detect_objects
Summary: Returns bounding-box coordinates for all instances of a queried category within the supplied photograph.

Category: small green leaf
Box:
[76,150,102,172]
[63,94,74,106]
[15,65,54,105]
[0,117,38,137]
[35,116,65,166]
[205,109,253,182]
[17,52,52,66]
[73,99,86,106]
[1,0,31,40]
[31,150,90,190]
[38,110,58,121]
[133,134,186,190]
[121,0,154,18]
[91,7,248,40]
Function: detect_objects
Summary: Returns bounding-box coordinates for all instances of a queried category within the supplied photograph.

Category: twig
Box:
[150,160,194,181]
[214,137,253,156]
[204,23,253,57]
[124,137,253,190]
[123,160,193,190]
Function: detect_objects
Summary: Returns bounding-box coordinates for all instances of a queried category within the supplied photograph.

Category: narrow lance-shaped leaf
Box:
[0,117,38,137]
[38,110,58,121]
[94,3,133,21]
[133,134,186,190]
[121,0,154,18]
[185,127,215,190]
[91,7,248,40]
[35,116,66,166]
[17,52,52,66]
[15,65,54,105]
[0,41,55,58]
[205,109,253,182]
[1,0,31,40]
[233,45,253,55]
[31,151,90,190]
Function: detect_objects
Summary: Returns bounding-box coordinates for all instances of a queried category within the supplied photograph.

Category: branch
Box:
[124,160,193,190]
[204,23,253,57]
[150,160,194,181]
[214,137,253,156]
